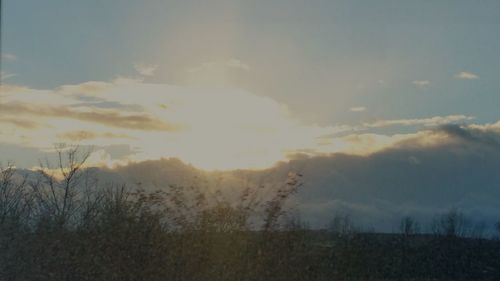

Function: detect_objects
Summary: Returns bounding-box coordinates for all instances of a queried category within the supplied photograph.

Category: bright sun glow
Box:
[0,79,357,170]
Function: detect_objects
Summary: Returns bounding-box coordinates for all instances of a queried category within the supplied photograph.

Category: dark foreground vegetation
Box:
[1,148,500,281]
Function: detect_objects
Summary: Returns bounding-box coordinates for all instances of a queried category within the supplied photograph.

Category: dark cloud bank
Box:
[13,125,500,232]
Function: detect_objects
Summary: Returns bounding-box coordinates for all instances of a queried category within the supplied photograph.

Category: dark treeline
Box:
[1,148,500,281]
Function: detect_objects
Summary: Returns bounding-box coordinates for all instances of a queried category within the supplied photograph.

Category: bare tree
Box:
[432,208,468,237]
[0,163,31,226]
[400,216,420,236]
[328,213,356,238]
[493,222,500,239]
[30,145,92,227]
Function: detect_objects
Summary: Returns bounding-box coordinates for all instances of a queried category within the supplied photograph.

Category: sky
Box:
[1,0,500,171]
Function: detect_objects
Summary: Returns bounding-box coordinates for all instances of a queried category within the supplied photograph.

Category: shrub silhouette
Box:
[1,148,499,280]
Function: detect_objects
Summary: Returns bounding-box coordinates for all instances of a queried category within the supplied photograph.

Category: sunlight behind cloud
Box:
[1,77,483,170]
[1,78,484,170]
[0,79,354,170]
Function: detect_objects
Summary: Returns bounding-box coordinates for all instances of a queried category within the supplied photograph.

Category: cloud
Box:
[226,58,250,71]
[58,130,132,141]
[1,53,17,60]
[187,58,250,73]
[0,102,180,131]
[438,123,500,148]
[412,80,430,87]
[364,115,474,128]
[288,125,500,228]
[0,79,344,170]
[455,71,479,80]
[0,78,487,172]
[0,117,40,129]
[134,63,158,76]
[0,143,137,169]
[349,106,366,112]
[64,123,500,231]
[184,58,251,87]
[0,71,16,80]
